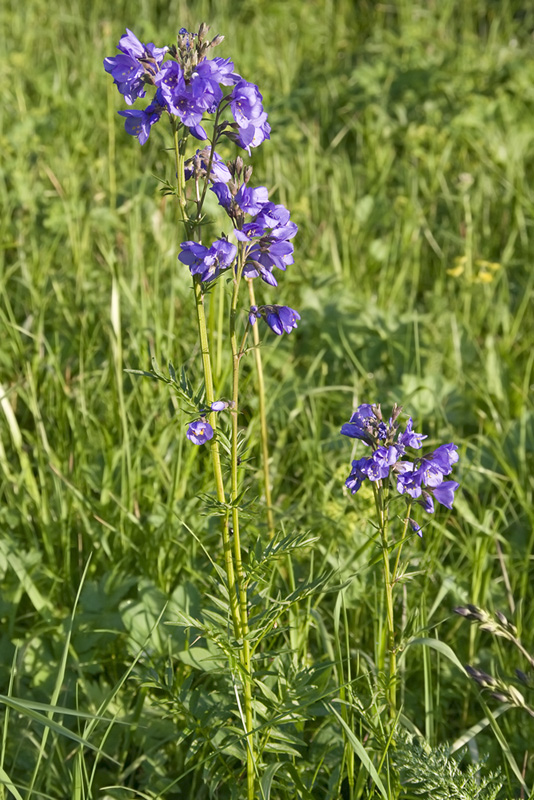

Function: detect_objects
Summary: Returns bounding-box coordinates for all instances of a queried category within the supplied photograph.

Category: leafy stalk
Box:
[230,243,256,800]
[172,119,241,640]
[373,481,397,721]
[247,279,275,538]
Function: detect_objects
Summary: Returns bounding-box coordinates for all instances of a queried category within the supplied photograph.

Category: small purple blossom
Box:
[118,90,164,144]
[224,79,270,152]
[209,186,297,286]
[432,481,460,510]
[187,419,214,445]
[398,418,427,449]
[230,80,266,128]
[249,305,300,335]
[396,463,423,499]
[362,446,401,481]
[234,185,270,216]
[104,29,167,105]
[345,457,372,495]
[210,182,233,208]
[408,518,422,536]
[340,404,376,444]
[210,400,229,411]
[228,119,271,153]
[154,60,186,114]
[242,204,297,285]
[178,238,237,283]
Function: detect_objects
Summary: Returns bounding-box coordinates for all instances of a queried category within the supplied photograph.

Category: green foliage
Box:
[1,0,534,797]
[394,737,503,800]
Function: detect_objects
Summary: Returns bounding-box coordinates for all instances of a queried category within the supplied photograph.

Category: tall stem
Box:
[172,121,241,639]
[247,280,275,538]
[230,250,255,800]
[373,482,396,721]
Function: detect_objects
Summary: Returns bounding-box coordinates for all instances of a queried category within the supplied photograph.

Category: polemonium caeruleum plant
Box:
[341,403,459,724]
[106,24,298,799]
[105,25,464,800]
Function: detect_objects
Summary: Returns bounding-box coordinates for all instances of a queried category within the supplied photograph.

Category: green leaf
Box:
[400,636,467,674]
[259,762,283,800]
[327,703,388,799]
[0,765,24,800]
[0,696,118,763]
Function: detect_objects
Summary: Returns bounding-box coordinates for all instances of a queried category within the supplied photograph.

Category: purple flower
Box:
[234,185,270,215]
[210,182,233,208]
[209,57,240,86]
[188,123,209,140]
[428,443,459,473]
[104,29,167,105]
[241,206,297,285]
[235,222,266,242]
[361,446,400,481]
[340,404,376,444]
[345,457,372,495]
[210,400,229,411]
[118,91,164,144]
[416,443,459,489]
[186,419,214,445]
[396,463,423,499]
[418,492,435,514]
[232,119,271,153]
[225,79,270,152]
[256,203,298,238]
[178,238,237,283]
[398,418,427,449]
[249,305,300,335]
[154,61,215,131]
[432,480,459,510]
[154,61,186,113]
[153,55,237,137]
[209,188,297,286]
[230,80,266,128]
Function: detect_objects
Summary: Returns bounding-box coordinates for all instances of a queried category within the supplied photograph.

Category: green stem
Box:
[247,280,275,538]
[230,249,255,800]
[373,482,396,722]
[172,121,241,640]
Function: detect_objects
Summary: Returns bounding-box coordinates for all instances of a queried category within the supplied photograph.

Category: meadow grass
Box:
[1,0,534,797]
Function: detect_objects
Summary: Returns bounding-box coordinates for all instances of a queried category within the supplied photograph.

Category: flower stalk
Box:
[172,123,242,641]
[373,481,397,721]
[247,279,275,538]
[341,403,460,736]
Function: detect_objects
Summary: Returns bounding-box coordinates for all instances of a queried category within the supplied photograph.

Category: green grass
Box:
[1,0,534,797]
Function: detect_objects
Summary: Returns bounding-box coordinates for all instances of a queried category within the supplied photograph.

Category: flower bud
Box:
[198,22,209,41]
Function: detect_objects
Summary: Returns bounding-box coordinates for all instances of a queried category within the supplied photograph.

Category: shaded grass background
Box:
[1,0,534,796]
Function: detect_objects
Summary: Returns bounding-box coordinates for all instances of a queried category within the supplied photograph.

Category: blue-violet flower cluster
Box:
[211,180,298,287]
[342,404,459,530]
[104,25,270,148]
[178,238,237,283]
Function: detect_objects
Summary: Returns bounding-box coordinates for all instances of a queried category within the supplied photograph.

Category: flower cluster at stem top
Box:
[104,25,269,149]
[342,404,459,532]
[105,26,301,446]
